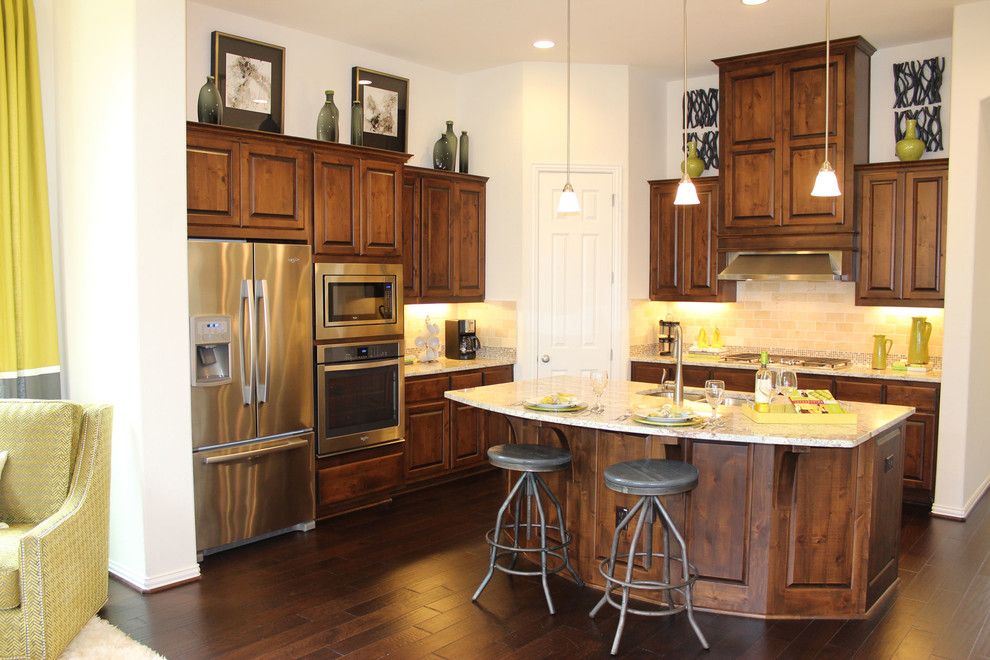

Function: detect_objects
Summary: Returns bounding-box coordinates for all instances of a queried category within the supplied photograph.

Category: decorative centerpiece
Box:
[896,118,925,161]
[197,75,223,124]
[414,316,441,362]
[316,90,339,142]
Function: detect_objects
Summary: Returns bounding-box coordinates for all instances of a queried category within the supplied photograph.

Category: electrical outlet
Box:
[615,506,630,528]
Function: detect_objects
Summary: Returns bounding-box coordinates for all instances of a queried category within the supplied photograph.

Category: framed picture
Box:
[352,67,409,152]
[212,31,285,133]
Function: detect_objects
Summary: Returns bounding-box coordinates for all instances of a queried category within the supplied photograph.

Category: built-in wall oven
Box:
[314,263,403,340]
[316,340,404,456]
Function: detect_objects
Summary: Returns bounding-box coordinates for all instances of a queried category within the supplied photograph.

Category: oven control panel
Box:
[319,341,402,365]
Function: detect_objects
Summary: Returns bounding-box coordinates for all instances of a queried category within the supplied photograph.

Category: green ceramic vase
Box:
[197,75,223,124]
[316,90,339,142]
[896,119,925,161]
[433,133,452,170]
[444,121,457,171]
[680,140,705,178]
[350,101,364,146]
[458,131,469,173]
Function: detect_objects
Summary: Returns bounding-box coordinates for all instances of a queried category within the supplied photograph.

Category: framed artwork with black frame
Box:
[351,67,409,152]
[212,31,285,134]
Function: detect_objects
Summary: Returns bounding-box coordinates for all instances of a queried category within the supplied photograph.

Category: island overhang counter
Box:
[446,376,915,619]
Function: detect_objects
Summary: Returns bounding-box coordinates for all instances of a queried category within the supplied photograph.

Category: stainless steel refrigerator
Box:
[187,240,315,556]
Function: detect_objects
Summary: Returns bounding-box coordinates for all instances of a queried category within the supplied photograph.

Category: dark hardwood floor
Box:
[102,472,990,659]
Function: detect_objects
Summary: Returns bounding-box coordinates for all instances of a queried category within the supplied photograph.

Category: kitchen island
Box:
[446,376,915,619]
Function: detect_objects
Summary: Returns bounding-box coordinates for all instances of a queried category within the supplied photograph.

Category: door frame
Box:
[521,163,625,381]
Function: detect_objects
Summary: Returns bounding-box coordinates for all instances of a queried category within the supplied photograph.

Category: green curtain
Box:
[0,0,60,398]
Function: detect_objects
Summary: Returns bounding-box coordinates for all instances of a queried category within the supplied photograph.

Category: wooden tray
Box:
[740,403,857,425]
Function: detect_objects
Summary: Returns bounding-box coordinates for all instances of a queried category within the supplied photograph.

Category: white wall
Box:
[664,74,720,179]
[186,1,462,168]
[628,66,666,301]
[869,38,952,162]
[934,0,990,520]
[42,0,199,588]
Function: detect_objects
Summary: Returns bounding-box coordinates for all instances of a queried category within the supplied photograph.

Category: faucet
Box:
[672,324,684,406]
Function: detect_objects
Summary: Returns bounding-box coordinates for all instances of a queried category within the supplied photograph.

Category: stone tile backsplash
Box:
[404,300,517,353]
[630,281,944,364]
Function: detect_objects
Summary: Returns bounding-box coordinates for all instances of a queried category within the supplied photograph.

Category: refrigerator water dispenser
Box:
[191,315,232,386]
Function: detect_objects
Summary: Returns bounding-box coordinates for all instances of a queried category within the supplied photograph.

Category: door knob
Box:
[541,354,550,363]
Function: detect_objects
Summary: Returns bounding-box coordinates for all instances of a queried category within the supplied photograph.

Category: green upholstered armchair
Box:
[0,401,112,659]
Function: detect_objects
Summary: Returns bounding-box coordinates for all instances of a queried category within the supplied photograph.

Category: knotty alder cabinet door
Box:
[403,166,489,303]
[715,38,873,244]
[856,160,948,307]
[648,177,734,302]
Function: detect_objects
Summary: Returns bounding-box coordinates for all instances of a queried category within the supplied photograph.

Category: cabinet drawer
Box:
[483,365,514,386]
[795,373,835,393]
[406,375,450,403]
[711,367,754,393]
[682,365,713,388]
[834,378,884,404]
[885,384,938,413]
[630,362,666,384]
[450,370,483,390]
[317,450,403,507]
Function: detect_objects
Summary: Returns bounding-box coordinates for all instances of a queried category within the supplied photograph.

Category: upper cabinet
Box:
[649,177,735,302]
[186,122,409,255]
[403,166,488,303]
[856,159,948,307]
[715,37,874,250]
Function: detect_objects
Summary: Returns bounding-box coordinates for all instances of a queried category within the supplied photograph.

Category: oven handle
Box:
[318,358,404,372]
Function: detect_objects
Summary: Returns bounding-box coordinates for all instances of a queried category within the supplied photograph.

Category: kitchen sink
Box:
[637,387,753,406]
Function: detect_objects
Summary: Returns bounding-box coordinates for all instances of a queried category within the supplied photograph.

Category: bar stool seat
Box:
[487,443,572,472]
[591,458,708,655]
[604,459,698,496]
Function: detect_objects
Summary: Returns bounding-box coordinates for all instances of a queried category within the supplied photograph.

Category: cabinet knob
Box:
[541,354,550,363]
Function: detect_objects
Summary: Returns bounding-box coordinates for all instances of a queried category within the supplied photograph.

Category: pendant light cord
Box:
[566,0,571,181]
[682,0,688,176]
[823,0,830,166]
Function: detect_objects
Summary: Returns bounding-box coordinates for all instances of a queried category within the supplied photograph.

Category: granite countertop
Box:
[444,375,915,449]
[630,353,942,384]
[405,356,515,378]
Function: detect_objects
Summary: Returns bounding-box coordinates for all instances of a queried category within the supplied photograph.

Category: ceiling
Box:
[196,0,961,77]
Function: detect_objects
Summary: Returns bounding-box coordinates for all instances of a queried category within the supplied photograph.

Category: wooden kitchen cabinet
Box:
[648,177,735,302]
[240,139,312,233]
[715,38,873,250]
[403,166,488,303]
[856,160,948,307]
[403,365,513,485]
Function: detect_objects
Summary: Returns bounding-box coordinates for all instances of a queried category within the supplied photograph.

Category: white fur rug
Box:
[60,617,165,659]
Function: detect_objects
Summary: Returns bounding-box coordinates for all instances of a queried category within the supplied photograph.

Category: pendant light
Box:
[811,0,841,197]
[673,0,700,206]
[557,0,581,214]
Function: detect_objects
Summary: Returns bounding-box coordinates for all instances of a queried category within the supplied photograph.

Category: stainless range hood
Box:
[717,251,844,281]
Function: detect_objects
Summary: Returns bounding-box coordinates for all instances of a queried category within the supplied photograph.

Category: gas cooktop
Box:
[723,353,849,369]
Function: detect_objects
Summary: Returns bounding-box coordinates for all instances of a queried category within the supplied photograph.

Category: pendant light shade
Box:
[674,0,700,207]
[556,0,581,215]
[811,0,840,198]
[674,176,701,206]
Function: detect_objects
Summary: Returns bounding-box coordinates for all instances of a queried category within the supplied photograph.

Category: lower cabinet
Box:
[315,443,405,519]
[630,361,940,505]
[404,365,514,486]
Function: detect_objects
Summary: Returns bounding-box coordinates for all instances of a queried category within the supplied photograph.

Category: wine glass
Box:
[704,380,726,420]
[778,370,799,397]
[590,370,609,413]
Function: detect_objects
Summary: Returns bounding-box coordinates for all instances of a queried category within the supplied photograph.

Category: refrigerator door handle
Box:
[239,278,255,406]
[256,279,271,403]
[200,437,309,464]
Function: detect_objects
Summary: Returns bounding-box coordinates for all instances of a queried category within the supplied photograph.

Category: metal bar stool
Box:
[472,443,584,614]
[590,458,709,655]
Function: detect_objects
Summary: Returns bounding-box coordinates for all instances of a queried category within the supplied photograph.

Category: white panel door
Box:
[536,170,617,379]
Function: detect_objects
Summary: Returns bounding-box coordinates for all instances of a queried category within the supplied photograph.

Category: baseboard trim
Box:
[932,473,990,521]
[109,561,201,594]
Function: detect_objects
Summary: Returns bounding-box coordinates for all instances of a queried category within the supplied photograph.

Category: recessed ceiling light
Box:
[358,79,372,85]
[533,39,556,49]
[741,0,768,4]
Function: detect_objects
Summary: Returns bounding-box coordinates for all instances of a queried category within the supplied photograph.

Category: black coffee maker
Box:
[445,319,481,360]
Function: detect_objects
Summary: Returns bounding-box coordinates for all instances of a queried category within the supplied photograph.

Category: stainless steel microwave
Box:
[314,263,404,340]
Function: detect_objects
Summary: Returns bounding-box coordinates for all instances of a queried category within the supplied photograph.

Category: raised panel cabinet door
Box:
[313,151,360,255]
[404,400,448,482]
[902,412,936,496]
[630,361,666,384]
[420,177,456,299]
[360,160,402,257]
[727,150,778,228]
[682,365,713,388]
[187,133,240,228]
[782,56,847,229]
[401,174,421,300]
[454,181,485,299]
[450,400,485,469]
[681,181,719,297]
[866,426,904,607]
[794,373,835,393]
[857,170,903,302]
[902,168,948,303]
[710,367,754,394]
[240,140,312,232]
[648,182,680,299]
